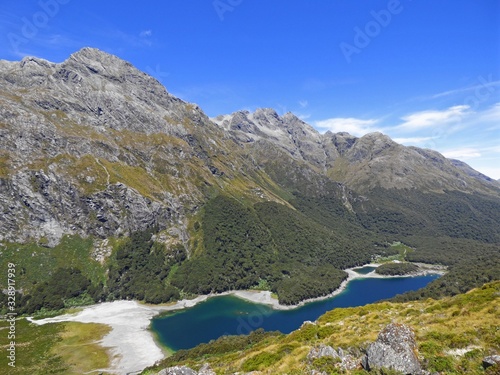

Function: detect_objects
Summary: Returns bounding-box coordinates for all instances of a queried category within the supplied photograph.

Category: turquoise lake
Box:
[152,274,440,351]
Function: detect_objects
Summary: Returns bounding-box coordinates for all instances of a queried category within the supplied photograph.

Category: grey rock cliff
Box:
[0,48,239,245]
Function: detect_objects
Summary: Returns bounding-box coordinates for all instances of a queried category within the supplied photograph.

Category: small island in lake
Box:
[375,262,420,276]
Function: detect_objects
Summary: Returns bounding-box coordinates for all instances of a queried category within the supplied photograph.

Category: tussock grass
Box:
[53,322,112,374]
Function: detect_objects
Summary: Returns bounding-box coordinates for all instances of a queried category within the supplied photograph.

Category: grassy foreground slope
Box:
[0,320,111,375]
[145,281,500,375]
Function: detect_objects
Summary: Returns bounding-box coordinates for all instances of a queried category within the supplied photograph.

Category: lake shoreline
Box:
[227,263,445,310]
[28,263,444,374]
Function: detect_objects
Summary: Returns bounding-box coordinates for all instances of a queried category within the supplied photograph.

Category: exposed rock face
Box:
[0,47,244,245]
[155,364,215,375]
[363,323,423,374]
[198,364,216,375]
[214,109,500,194]
[213,108,326,170]
[483,355,500,369]
[307,344,340,361]
[157,366,197,375]
[307,345,360,371]
[450,159,496,183]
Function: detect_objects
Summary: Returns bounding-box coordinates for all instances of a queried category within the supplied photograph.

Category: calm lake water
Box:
[152,274,440,351]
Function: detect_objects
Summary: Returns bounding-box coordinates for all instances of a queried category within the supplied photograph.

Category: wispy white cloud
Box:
[393,136,435,145]
[430,77,500,99]
[442,147,481,160]
[395,105,471,131]
[315,117,380,136]
[479,102,500,123]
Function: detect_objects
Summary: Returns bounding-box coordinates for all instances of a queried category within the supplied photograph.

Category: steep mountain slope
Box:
[0,48,287,246]
[0,48,499,310]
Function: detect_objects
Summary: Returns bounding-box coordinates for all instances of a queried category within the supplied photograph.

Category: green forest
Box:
[172,195,379,305]
[4,185,500,314]
[375,262,419,276]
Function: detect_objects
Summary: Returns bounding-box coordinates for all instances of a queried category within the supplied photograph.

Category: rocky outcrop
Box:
[483,355,500,369]
[156,367,197,375]
[155,364,215,375]
[362,323,423,374]
[307,344,360,372]
[307,344,340,361]
[213,108,326,170]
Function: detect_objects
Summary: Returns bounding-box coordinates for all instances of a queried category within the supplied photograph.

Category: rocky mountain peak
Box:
[324,131,358,156]
[0,47,212,135]
[212,108,326,168]
[68,46,121,63]
[282,111,300,121]
[64,47,138,82]
[19,55,54,69]
[358,131,395,145]
[348,132,397,160]
[253,107,279,118]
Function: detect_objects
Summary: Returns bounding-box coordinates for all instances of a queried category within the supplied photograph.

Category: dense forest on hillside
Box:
[391,255,500,302]
[1,230,187,315]
[107,230,185,303]
[171,195,279,294]
[5,268,101,315]
[172,189,500,306]
[172,195,379,304]
[4,185,499,314]
[357,189,500,243]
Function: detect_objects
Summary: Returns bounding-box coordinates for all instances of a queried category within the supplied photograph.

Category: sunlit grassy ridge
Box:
[145,281,500,374]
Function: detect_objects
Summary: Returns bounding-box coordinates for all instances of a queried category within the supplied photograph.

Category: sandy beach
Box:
[28,263,444,374]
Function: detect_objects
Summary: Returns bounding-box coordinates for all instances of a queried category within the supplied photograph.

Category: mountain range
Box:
[0,48,499,309]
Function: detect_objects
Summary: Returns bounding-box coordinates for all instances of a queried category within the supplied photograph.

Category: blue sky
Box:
[1,0,499,178]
